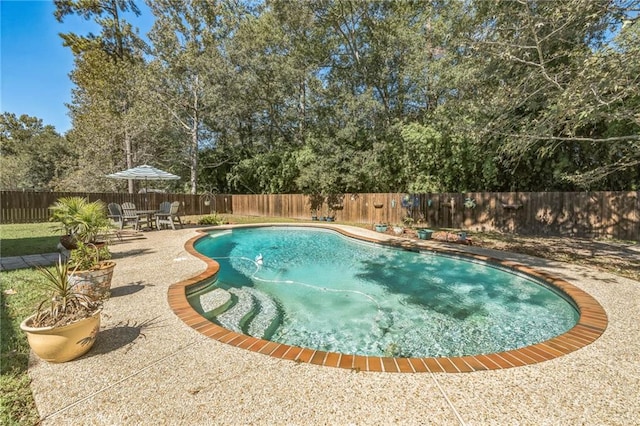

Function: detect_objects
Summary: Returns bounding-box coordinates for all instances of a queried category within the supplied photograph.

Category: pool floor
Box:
[168,224,608,373]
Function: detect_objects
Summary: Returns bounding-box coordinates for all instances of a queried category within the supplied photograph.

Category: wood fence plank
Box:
[1,191,637,240]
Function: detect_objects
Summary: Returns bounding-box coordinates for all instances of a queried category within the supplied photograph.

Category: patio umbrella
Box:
[106,165,181,208]
[106,164,180,191]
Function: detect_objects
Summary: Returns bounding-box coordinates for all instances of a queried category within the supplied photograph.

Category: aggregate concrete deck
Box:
[27,225,640,425]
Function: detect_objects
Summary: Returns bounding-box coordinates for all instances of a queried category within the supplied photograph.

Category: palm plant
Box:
[49,197,112,244]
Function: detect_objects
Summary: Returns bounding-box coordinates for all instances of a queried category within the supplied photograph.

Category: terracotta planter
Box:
[68,261,116,300]
[20,310,101,363]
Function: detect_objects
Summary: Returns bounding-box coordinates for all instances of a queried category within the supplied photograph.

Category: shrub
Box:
[198,213,224,226]
[68,242,111,271]
[49,197,111,243]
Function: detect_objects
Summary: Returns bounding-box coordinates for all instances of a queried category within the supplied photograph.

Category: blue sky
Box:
[1,0,152,134]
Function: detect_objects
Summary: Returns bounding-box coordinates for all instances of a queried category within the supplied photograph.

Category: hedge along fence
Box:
[2,191,638,240]
[0,191,232,224]
[232,192,640,241]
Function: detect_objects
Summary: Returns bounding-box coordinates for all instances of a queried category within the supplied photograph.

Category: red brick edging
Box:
[168,224,608,373]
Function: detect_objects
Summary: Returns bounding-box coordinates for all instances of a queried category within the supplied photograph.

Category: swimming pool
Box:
[170,224,607,372]
[189,226,580,358]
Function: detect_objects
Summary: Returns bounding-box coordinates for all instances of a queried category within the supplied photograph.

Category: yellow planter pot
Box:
[20,310,101,363]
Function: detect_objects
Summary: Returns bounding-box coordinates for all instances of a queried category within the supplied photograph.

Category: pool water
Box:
[192,227,579,358]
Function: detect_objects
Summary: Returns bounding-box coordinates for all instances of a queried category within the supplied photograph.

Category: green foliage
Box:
[0,113,72,190]
[146,0,234,194]
[466,0,639,189]
[68,242,111,271]
[48,197,112,243]
[1,269,45,424]
[198,213,225,226]
[54,0,144,59]
[7,0,638,193]
[54,0,155,193]
[31,257,100,328]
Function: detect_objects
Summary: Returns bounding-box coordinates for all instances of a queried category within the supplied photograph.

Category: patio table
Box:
[136,210,159,230]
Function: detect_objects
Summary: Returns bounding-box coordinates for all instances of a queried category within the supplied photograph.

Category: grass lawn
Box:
[0,268,47,425]
[0,222,61,257]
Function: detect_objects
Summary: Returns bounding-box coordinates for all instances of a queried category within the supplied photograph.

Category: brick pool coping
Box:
[168,224,608,373]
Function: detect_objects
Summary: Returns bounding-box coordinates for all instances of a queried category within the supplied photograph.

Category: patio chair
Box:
[120,202,141,230]
[108,202,140,230]
[155,201,183,230]
[153,201,171,229]
[157,201,171,216]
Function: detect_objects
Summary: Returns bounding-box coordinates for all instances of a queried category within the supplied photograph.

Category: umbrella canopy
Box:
[106,165,180,181]
[106,165,181,199]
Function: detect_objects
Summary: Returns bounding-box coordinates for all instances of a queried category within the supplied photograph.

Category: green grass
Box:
[0,223,61,257]
[1,268,47,424]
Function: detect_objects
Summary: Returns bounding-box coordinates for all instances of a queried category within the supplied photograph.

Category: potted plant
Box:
[403,216,414,228]
[416,229,434,240]
[49,197,112,249]
[393,224,404,235]
[374,223,388,233]
[20,257,101,363]
[67,242,116,300]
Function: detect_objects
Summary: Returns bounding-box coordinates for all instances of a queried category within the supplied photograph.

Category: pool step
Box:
[245,287,281,340]
[214,287,282,339]
[216,288,256,333]
[199,288,232,317]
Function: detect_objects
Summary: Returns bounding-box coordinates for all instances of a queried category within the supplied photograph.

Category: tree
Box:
[50,0,639,193]
[55,0,150,192]
[223,1,315,193]
[467,0,640,189]
[0,113,72,190]
[146,0,241,194]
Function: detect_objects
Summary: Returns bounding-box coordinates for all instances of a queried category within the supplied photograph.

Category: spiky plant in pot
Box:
[20,257,102,362]
[31,257,101,328]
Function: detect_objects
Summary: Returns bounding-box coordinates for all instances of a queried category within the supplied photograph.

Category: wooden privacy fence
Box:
[0,191,232,224]
[2,191,638,240]
[232,192,640,241]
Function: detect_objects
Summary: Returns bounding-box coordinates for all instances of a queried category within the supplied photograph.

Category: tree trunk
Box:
[298,78,305,144]
[190,116,198,194]
[125,127,134,193]
[190,130,198,194]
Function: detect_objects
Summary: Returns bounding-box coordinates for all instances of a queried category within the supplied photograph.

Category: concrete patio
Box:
[27,225,639,425]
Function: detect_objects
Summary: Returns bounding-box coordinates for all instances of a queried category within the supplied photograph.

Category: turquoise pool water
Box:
[191,227,579,358]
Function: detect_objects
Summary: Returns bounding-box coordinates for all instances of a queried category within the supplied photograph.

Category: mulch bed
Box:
[376,227,473,245]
